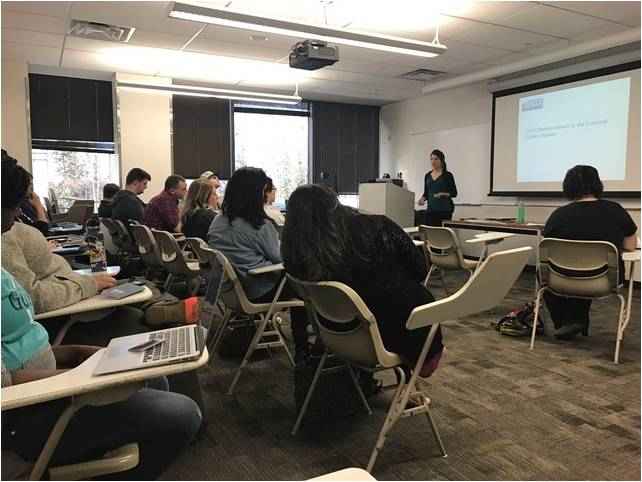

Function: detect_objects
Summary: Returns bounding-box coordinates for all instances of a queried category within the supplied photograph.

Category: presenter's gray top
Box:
[208,213,282,299]
[423,171,458,213]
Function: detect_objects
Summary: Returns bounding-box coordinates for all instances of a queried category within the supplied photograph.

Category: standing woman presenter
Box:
[418,149,458,226]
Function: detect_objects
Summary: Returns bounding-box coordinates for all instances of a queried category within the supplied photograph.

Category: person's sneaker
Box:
[554,322,584,340]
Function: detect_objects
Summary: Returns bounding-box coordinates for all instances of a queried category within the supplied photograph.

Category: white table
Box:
[73,266,121,276]
[248,263,284,275]
[403,226,419,235]
[35,286,153,321]
[413,239,424,247]
[1,346,208,411]
[1,347,208,480]
[465,232,515,270]
[310,468,377,481]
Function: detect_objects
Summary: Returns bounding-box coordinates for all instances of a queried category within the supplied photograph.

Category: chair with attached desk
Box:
[100,218,138,259]
[1,347,208,480]
[418,225,478,294]
[188,238,302,394]
[289,246,532,473]
[530,238,630,364]
[130,224,166,280]
[152,230,202,295]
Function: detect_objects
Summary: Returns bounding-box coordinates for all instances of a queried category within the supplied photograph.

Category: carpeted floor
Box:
[161,271,641,481]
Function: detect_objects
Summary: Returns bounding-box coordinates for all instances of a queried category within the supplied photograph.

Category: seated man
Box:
[111,168,150,225]
[97,182,120,218]
[543,165,637,339]
[144,175,187,232]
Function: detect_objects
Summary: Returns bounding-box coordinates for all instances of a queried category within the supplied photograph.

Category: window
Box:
[32,149,120,211]
[233,106,309,205]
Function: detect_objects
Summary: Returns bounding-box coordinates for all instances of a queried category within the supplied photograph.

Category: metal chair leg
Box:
[424,404,447,457]
[423,265,435,288]
[614,294,626,364]
[439,269,449,296]
[292,350,329,435]
[367,367,406,473]
[227,314,269,395]
[346,364,372,415]
[207,308,233,355]
[530,287,545,350]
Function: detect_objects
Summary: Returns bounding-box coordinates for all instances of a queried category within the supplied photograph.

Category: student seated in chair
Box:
[181,179,219,241]
[543,165,637,339]
[1,159,202,480]
[264,177,285,227]
[282,184,444,378]
[97,182,121,218]
[111,168,151,226]
[1,155,148,346]
[144,175,187,232]
[208,167,309,360]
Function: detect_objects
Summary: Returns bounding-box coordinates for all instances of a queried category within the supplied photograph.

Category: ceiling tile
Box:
[2,41,61,65]
[2,28,64,49]
[69,1,201,37]
[502,3,620,38]
[186,37,285,62]
[540,1,641,27]
[128,30,192,50]
[2,1,70,18]
[445,19,557,51]
[1,10,67,34]
[441,1,536,24]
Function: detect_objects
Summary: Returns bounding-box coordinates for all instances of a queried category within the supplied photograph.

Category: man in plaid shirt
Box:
[143,175,187,232]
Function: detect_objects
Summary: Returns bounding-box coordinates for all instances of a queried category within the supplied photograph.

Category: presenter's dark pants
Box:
[424,210,453,227]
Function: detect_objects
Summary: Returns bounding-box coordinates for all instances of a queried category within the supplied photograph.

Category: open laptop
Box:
[94,325,206,376]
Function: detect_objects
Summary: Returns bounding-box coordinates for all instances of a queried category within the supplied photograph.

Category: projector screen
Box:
[491,62,640,196]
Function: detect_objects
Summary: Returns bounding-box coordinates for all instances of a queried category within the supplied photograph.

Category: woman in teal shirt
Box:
[418,149,458,226]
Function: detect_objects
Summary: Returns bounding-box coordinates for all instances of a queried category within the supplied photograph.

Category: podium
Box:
[358,182,415,228]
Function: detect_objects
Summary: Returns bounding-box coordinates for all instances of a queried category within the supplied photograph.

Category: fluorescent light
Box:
[169,2,447,58]
[116,81,302,104]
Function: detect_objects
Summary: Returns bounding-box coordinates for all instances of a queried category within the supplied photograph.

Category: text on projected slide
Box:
[517,77,631,183]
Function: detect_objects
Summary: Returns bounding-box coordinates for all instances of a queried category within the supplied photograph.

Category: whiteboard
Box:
[408,123,491,205]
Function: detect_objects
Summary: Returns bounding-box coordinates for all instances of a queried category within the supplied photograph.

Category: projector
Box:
[289,40,339,70]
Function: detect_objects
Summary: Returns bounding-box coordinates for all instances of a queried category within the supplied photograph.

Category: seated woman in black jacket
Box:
[543,165,637,339]
[180,179,219,240]
[282,184,444,377]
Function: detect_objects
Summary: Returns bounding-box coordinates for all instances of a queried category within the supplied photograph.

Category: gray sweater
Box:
[208,214,281,299]
[1,223,97,313]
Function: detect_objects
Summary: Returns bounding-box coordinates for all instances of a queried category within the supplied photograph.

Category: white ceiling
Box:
[1,1,640,105]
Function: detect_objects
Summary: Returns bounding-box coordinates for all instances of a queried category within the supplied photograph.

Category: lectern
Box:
[358,181,415,228]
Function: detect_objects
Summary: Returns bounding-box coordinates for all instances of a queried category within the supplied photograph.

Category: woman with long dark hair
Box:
[282,184,444,377]
[418,149,458,226]
[208,167,308,358]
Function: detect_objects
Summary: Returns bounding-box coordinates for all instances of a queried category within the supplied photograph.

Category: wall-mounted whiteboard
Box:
[408,122,491,205]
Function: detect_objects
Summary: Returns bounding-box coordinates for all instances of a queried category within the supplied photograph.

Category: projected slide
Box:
[517,77,631,182]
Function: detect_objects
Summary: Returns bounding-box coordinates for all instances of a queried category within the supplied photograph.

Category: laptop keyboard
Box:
[143,327,192,363]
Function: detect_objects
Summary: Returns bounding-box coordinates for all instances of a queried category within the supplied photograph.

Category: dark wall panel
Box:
[312,101,379,193]
[29,74,114,142]
[172,96,232,179]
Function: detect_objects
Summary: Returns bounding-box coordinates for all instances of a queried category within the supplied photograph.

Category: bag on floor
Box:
[217,323,257,359]
[141,291,200,327]
[492,302,543,337]
[293,343,380,423]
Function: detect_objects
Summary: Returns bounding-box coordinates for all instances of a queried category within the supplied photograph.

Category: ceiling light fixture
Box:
[169,2,446,58]
[116,81,302,104]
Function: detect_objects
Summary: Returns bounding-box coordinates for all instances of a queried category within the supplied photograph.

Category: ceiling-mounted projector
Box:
[289,40,339,70]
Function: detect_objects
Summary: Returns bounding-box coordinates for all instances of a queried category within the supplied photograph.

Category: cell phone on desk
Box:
[128,339,165,353]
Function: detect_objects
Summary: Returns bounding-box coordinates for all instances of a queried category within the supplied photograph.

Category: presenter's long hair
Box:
[222,167,269,229]
[431,149,447,171]
[282,184,354,281]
